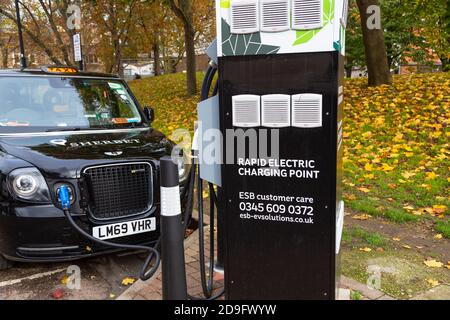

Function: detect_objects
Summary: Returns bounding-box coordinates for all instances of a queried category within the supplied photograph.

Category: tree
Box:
[88,0,139,77]
[382,0,428,72]
[0,0,82,66]
[134,1,184,76]
[356,0,392,86]
[345,2,365,77]
[416,0,450,71]
[0,17,17,68]
[165,0,197,96]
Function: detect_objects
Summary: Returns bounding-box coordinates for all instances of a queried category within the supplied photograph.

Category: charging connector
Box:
[57,185,160,281]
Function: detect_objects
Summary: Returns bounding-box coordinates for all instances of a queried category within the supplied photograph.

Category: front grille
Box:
[83,162,153,220]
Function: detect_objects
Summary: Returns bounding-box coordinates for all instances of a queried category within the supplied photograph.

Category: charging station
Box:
[213,0,348,300]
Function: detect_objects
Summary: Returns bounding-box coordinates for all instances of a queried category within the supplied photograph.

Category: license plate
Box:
[92,217,156,240]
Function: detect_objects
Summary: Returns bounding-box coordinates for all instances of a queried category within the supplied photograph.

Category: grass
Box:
[342,73,449,227]
[435,220,450,239]
[346,198,419,223]
[343,226,387,248]
[341,226,449,299]
[341,243,450,299]
[350,290,363,300]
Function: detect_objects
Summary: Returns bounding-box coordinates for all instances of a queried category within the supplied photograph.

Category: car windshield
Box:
[0,76,144,131]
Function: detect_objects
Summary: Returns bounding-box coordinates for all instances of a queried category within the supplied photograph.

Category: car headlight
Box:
[8,168,51,202]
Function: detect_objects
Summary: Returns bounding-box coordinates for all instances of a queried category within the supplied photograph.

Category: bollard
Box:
[160,156,187,300]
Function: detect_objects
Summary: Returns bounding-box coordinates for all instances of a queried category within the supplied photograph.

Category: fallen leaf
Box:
[364,173,375,179]
[376,247,384,252]
[357,187,370,193]
[425,172,438,180]
[415,246,424,249]
[426,279,440,287]
[359,247,372,252]
[423,259,444,268]
[381,163,395,171]
[51,289,65,300]
[432,205,447,214]
[121,277,136,286]
[403,205,414,211]
[434,234,443,240]
[61,276,69,285]
[352,214,372,220]
[109,293,116,299]
[402,245,412,249]
[392,237,401,242]
[402,171,416,179]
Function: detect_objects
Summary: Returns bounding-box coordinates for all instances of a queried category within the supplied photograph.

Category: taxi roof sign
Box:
[42,66,78,74]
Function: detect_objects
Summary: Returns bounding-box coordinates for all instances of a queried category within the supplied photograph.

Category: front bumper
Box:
[0,204,161,262]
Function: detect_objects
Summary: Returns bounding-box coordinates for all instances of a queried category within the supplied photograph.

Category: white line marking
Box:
[0,268,66,288]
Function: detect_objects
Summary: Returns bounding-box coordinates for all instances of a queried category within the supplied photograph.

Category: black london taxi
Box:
[0,67,191,269]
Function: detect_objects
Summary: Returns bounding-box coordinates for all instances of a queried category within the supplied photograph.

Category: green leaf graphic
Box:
[220,0,230,9]
[293,0,335,46]
[221,19,280,56]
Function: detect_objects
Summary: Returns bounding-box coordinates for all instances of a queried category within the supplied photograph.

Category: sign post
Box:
[73,33,83,70]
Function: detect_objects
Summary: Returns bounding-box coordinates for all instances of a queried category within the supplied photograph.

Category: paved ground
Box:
[118,225,224,300]
[0,250,149,300]
[117,225,396,301]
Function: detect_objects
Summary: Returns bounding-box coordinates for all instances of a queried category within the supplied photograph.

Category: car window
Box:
[0,76,143,130]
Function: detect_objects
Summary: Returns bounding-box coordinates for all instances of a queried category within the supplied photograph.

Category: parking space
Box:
[0,251,147,300]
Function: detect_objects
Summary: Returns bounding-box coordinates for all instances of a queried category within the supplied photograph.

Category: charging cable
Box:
[58,185,160,281]
[188,63,225,300]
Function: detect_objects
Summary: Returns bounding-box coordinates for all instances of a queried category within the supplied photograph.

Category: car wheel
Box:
[0,254,13,271]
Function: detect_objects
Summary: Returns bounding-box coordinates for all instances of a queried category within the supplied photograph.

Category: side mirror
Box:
[143,106,155,123]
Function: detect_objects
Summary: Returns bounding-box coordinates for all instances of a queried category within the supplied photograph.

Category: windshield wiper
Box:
[45,127,85,132]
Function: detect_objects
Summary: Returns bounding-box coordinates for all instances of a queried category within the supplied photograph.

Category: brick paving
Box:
[118,225,224,300]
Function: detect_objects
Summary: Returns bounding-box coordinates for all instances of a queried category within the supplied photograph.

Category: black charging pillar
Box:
[216,0,347,300]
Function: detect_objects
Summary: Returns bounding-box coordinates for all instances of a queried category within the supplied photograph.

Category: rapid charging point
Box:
[214,0,348,299]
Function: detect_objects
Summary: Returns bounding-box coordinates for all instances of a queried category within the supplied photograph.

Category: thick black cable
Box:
[187,63,225,300]
[62,209,160,281]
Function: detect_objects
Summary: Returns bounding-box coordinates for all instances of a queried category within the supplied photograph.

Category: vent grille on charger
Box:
[83,162,153,220]
[292,0,323,30]
[291,94,323,128]
[232,95,261,127]
[261,94,291,127]
[231,0,259,34]
[260,0,290,32]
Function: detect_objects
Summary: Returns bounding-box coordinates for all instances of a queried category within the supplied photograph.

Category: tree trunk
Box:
[1,47,8,68]
[184,23,197,96]
[153,34,161,76]
[345,66,352,78]
[356,0,392,86]
[166,0,197,96]
[440,56,449,72]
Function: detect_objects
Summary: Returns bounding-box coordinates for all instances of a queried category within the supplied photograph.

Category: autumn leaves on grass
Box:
[342,73,449,228]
